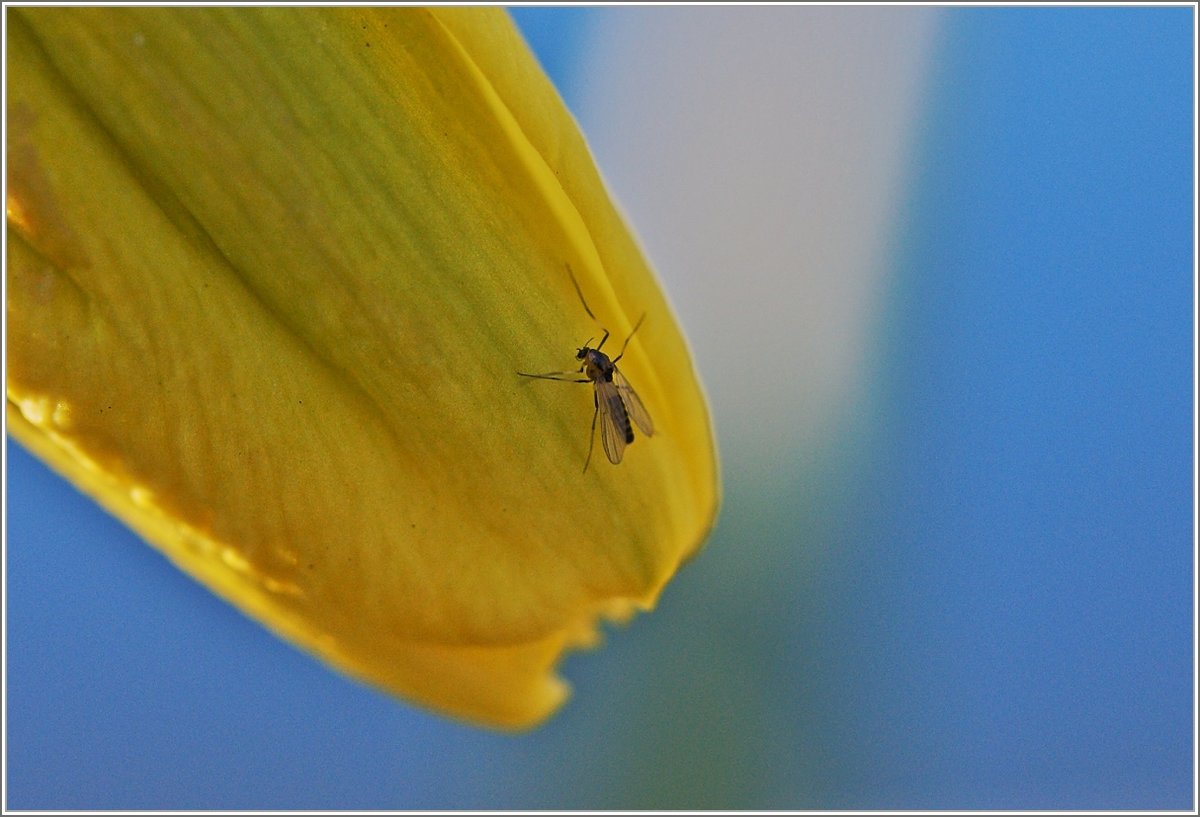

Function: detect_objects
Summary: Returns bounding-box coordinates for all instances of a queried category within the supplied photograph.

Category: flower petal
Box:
[6,7,719,727]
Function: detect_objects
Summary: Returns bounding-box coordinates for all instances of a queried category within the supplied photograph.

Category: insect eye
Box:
[576,348,587,360]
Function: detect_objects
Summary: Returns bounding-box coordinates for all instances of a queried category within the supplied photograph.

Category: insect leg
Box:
[567,264,613,348]
[517,371,590,383]
[583,391,599,473]
[612,312,647,364]
[567,264,599,323]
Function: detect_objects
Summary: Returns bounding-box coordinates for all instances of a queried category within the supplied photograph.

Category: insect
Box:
[518,265,654,471]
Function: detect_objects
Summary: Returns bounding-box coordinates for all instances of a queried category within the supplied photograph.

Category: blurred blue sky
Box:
[6,6,1195,810]
[844,8,1193,806]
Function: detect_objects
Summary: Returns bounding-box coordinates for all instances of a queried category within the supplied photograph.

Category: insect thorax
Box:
[580,348,615,382]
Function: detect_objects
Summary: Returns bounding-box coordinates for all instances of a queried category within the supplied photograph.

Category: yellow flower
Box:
[6,7,719,728]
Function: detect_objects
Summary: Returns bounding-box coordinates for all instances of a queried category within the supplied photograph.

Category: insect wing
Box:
[595,380,630,464]
[614,368,654,437]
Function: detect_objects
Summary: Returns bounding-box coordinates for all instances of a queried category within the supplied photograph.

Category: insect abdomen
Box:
[621,411,634,443]
[609,392,634,443]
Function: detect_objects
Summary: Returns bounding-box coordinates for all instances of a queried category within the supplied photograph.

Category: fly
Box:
[518,265,654,471]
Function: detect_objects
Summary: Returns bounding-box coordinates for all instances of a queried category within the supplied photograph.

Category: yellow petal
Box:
[6,7,719,728]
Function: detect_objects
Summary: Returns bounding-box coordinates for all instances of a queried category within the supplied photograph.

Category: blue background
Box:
[6,7,1194,809]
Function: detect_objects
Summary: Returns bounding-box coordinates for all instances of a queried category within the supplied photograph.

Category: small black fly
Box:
[518,265,654,471]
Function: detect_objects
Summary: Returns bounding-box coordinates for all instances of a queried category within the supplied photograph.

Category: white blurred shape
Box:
[577,8,939,462]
